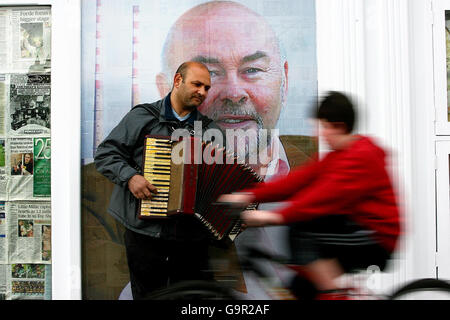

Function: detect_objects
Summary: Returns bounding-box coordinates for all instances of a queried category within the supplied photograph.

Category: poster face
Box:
[81,0,317,299]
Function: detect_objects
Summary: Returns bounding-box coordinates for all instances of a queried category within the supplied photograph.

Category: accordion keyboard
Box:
[140,137,172,217]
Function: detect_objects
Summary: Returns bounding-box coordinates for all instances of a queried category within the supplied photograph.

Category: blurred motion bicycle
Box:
[144,203,450,300]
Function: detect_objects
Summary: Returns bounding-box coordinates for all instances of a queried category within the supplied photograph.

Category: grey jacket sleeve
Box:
[94,109,147,187]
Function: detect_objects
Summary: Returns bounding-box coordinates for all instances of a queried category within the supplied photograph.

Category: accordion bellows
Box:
[138,135,262,241]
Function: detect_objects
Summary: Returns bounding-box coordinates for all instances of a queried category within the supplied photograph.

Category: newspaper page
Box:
[0,264,6,300]
[0,202,6,264]
[0,139,5,201]
[0,5,52,301]
[7,263,51,300]
[0,74,6,135]
[8,137,51,200]
[32,137,51,197]
[10,7,51,72]
[0,75,6,200]
[8,73,51,136]
[0,9,9,72]
[7,201,51,264]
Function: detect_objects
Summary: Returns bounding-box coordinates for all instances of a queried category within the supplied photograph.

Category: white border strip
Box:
[51,0,81,300]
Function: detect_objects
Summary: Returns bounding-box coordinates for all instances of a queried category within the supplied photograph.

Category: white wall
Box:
[407,0,437,281]
[316,0,439,295]
[51,0,81,300]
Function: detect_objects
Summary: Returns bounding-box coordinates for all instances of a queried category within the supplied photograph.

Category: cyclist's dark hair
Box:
[315,91,356,133]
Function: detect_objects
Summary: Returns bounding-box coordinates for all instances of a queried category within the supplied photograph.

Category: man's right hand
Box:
[217,193,254,207]
[128,175,158,200]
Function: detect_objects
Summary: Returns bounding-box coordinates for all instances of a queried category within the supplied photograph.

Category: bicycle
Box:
[144,203,450,300]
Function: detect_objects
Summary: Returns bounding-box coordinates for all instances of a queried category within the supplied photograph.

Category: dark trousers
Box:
[288,215,391,272]
[124,228,212,300]
[287,215,391,299]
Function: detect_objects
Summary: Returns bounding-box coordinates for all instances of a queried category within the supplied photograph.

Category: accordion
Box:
[138,135,262,241]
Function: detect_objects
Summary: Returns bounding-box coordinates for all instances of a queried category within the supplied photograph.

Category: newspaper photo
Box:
[7,201,51,264]
[7,263,51,299]
[10,7,51,72]
[8,137,50,200]
[0,202,6,264]
[8,73,50,136]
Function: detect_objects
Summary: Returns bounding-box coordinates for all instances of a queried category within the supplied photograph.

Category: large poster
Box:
[81,0,317,299]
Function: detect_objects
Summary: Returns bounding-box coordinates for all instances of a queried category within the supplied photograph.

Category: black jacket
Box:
[94,95,223,240]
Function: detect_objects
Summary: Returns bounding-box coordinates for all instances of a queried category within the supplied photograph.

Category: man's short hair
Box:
[316,91,356,133]
[175,62,191,82]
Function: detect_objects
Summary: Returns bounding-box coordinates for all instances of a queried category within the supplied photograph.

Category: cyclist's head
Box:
[315,91,356,134]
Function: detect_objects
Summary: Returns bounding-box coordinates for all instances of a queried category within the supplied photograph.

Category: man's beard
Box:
[207,101,272,161]
[182,95,202,110]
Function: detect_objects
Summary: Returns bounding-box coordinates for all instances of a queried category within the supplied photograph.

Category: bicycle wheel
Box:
[389,278,450,300]
[143,280,239,300]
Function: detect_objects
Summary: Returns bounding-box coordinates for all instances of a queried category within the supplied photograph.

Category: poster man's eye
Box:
[209,70,221,77]
[243,68,263,74]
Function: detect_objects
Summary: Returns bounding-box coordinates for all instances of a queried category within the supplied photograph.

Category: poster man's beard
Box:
[208,102,272,161]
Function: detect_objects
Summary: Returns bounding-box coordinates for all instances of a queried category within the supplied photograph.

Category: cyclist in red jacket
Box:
[220,91,401,300]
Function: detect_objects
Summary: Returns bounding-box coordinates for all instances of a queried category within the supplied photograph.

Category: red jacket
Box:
[245,136,401,253]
